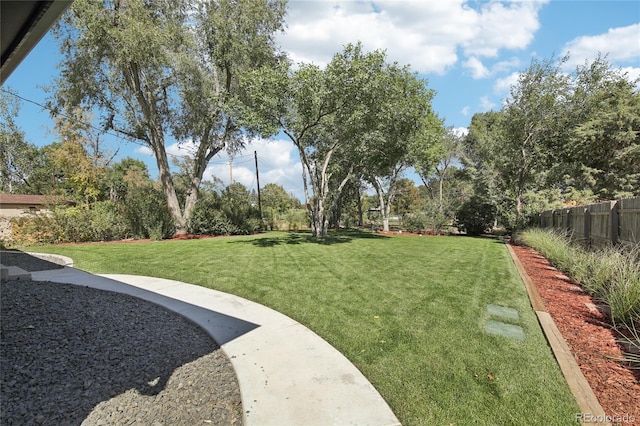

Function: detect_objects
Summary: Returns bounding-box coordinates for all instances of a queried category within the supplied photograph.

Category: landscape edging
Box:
[505,243,609,425]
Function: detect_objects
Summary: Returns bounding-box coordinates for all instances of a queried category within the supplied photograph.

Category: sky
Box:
[3,0,639,200]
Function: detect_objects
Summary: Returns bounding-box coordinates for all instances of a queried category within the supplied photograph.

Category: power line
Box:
[1,87,256,164]
[1,87,132,145]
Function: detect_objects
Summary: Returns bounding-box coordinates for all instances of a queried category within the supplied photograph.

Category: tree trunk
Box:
[375,184,390,232]
[357,186,363,227]
[152,140,186,236]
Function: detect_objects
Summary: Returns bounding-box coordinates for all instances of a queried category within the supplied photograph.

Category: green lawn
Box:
[31,231,579,425]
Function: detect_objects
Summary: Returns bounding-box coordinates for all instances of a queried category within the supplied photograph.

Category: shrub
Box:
[521,228,640,326]
[10,214,63,246]
[403,212,430,233]
[119,185,174,239]
[188,203,239,236]
[456,197,496,236]
[285,208,309,231]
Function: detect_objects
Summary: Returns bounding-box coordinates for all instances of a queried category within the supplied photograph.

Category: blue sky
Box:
[3,0,639,199]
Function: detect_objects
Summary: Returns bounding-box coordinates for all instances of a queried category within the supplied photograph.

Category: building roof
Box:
[1,1,72,84]
[0,193,75,206]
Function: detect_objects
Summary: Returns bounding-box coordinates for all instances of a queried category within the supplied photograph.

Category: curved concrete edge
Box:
[505,244,608,424]
[29,268,400,426]
[26,252,74,267]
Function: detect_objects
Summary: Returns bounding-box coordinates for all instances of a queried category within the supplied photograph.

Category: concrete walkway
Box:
[30,266,400,426]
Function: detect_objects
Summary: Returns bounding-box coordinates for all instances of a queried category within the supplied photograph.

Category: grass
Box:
[520,228,640,326]
[28,231,579,425]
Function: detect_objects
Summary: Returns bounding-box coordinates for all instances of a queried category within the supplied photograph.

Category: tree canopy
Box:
[464,55,639,231]
[52,0,287,235]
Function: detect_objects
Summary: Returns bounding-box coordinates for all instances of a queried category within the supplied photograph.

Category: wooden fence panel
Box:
[619,197,640,246]
[568,206,588,246]
[556,209,570,230]
[589,201,616,247]
[541,210,554,228]
[533,196,640,248]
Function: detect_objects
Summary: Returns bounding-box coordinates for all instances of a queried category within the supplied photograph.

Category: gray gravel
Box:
[1,252,243,425]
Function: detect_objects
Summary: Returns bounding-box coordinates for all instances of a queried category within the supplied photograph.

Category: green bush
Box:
[88,201,129,241]
[10,214,63,245]
[120,185,174,239]
[285,208,309,231]
[188,207,239,236]
[402,212,430,233]
[456,197,496,236]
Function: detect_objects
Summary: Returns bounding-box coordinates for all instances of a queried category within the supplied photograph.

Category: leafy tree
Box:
[391,178,422,217]
[53,0,286,234]
[245,43,438,236]
[261,183,297,213]
[564,56,640,199]
[410,113,446,188]
[107,157,150,202]
[0,90,47,194]
[360,61,438,232]
[457,196,497,236]
[502,55,572,227]
[221,182,261,233]
[243,44,362,237]
[48,108,115,204]
[462,111,509,224]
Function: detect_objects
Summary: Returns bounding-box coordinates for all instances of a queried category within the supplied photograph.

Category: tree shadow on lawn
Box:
[241,230,390,247]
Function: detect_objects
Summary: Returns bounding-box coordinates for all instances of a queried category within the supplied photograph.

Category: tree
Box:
[243,44,373,237]
[360,61,438,232]
[261,183,297,213]
[502,56,572,227]
[565,56,640,199]
[107,157,151,202]
[49,108,115,204]
[53,0,286,235]
[245,43,438,236]
[463,58,572,230]
[391,178,422,217]
[0,90,45,194]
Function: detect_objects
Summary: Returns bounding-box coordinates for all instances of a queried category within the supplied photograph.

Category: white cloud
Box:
[452,127,469,137]
[620,66,640,86]
[494,72,520,94]
[461,106,470,116]
[563,23,640,68]
[463,56,490,79]
[135,146,153,156]
[480,96,496,111]
[461,1,547,57]
[203,137,305,200]
[279,0,547,74]
[134,140,198,158]
[463,56,521,79]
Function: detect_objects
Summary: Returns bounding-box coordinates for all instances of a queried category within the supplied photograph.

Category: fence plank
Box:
[619,197,640,246]
[533,196,640,248]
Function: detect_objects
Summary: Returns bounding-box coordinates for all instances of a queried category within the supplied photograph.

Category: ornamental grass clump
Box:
[521,228,640,326]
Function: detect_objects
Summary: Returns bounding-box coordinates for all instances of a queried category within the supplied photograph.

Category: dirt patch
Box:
[510,243,639,424]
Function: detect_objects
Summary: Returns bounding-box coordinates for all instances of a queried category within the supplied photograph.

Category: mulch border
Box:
[505,243,609,424]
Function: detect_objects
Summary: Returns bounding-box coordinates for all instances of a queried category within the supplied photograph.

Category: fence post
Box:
[611,200,620,245]
[583,206,591,249]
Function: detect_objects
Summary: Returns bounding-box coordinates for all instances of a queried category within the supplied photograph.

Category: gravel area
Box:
[1,252,243,425]
[1,251,66,271]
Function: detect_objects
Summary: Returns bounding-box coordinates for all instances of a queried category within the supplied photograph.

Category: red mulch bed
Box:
[510,243,640,424]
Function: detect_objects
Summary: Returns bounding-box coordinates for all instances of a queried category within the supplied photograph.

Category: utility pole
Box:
[254,151,263,224]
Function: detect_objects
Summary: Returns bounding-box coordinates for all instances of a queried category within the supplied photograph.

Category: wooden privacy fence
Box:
[532,196,640,248]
